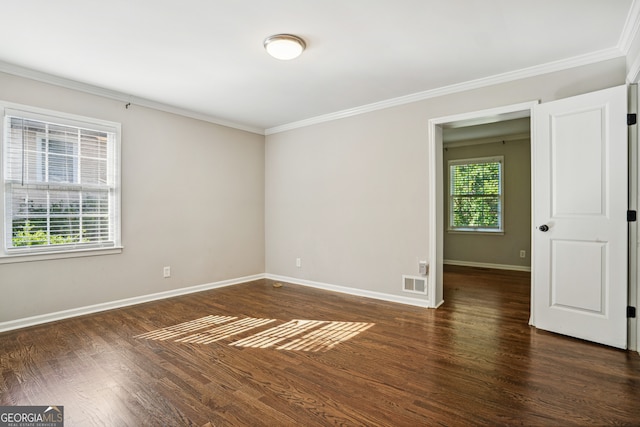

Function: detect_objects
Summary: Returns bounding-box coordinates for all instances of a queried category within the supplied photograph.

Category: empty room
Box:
[1,1,640,425]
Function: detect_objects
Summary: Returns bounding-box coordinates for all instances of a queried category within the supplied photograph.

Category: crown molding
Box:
[619,0,640,54]
[0,43,626,138]
[265,47,624,135]
[0,60,264,135]
[623,0,640,82]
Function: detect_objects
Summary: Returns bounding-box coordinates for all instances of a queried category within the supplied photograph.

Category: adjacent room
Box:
[1,1,640,425]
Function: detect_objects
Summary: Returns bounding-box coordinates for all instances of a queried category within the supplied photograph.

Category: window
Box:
[36,135,78,183]
[448,156,503,232]
[2,103,121,258]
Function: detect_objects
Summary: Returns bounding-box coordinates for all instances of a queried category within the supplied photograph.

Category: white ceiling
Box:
[0,1,636,134]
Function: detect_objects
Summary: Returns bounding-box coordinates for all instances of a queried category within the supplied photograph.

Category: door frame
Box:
[427,100,538,312]
[428,96,638,352]
[630,84,639,352]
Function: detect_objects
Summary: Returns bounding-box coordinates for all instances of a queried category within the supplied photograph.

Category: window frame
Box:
[0,101,122,263]
[448,155,504,234]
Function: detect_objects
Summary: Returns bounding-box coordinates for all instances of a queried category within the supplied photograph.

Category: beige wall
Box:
[0,56,628,323]
[265,57,626,302]
[0,72,265,323]
[443,138,531,268]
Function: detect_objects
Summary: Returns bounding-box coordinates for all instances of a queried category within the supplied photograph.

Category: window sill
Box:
[0,246,123,264]
[447,229,504,236]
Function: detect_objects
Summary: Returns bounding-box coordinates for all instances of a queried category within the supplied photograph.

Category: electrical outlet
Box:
[519,250,526,258]
[296,258,301,268]
[163,266,171,278]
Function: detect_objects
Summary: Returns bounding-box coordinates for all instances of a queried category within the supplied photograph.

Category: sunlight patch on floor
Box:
[230,319,327,349]
[136,316,374,352]
[176,317,277,344]
[276,321,374,352]
[134,315,236,341]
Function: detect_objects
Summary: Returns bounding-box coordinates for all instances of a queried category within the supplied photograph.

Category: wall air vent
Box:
[402,275,428,295]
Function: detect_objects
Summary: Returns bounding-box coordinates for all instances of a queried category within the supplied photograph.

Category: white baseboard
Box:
[0,273,266,333]
[444,259,531,272]
[266,274,432,308]
[1,272,434,333]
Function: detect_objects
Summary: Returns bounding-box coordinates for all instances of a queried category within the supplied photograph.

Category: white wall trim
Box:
[619,0,640,55]
[444,259,531,272]
[266,274,431,308]
[266,48,623,135]
[0,273,266,333]
[631,84,640,354]
[625,0,640,84]
[0,46,624,138]
[622,0,640,82]
[0,60,264,135]
[0,272,433,333]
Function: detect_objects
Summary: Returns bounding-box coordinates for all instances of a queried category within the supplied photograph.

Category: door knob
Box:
[538,224,549,232]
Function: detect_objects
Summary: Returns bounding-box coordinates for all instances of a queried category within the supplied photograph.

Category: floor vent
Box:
[402,275,427,295]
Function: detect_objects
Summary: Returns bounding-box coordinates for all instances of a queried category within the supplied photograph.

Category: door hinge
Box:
[628,113,637,125]
[628,210,637,222]
[628,306,637,318]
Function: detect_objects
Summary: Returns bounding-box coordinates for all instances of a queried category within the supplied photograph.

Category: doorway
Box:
[427,101,538,309]
[428,87,634,351]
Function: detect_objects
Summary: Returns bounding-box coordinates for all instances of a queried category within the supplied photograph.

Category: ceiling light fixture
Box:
[264,34,306,60]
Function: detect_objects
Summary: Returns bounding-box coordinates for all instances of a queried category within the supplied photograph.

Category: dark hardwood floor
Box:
[2,265,640,426]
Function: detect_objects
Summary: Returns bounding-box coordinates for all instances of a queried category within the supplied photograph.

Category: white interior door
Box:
[533,85,628,349]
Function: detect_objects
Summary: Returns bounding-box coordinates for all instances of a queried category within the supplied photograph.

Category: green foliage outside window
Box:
[12,220,84,246]
[450,160,502,230]
[11,198,101,247]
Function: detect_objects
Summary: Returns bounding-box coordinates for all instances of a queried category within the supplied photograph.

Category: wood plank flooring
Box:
[2,265,640,426]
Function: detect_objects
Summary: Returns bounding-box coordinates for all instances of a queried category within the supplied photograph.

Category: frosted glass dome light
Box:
[264,34,306,60]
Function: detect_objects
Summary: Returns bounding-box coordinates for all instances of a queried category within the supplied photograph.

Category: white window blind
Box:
[448,156,503,232]
[2,105,121,255]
